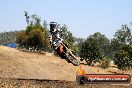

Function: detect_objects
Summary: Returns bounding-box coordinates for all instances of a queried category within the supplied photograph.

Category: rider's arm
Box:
[58,28,63,38]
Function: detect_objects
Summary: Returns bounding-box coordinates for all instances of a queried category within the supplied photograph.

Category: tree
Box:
[74,37,85,55]
[16,12,50,51]
[80,36,102,65]
[59,24,78,54]
[60,25,74,44]
[24,11,30,25]
[114,45,132,70]
[0,31,17,45]
[100,56,110,69]
[80,32,111,65]
[114,25,131,44]
[90,32,111,58]
[111,25,132,51]
[43,20,48,29]
[16,30,29,48]
[112,24,132,70]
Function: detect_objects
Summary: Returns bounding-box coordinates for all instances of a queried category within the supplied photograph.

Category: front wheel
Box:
[67,52,80,66]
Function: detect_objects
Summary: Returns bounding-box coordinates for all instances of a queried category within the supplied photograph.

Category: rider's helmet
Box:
[50,22,57,32]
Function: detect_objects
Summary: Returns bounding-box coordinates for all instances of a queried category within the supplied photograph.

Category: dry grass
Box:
[0,46,132,87]
[0,46,78,81]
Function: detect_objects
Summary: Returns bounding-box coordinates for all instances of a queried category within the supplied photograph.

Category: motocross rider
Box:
[49,22,63,50]
[48,22,79,66]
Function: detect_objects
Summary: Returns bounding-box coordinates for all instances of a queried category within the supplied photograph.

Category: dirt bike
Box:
[54,42,80,66]
[49,22,79,66]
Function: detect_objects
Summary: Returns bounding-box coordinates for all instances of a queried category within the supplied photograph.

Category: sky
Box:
[0,0,132,39]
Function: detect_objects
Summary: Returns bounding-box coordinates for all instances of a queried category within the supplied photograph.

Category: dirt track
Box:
[0,46,132,88]
[0,78,131,88]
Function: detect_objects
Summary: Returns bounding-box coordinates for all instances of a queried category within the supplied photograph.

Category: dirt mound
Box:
[0,46,79,81]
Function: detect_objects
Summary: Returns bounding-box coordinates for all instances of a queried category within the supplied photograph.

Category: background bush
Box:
[100,57,110,69]
[16,12,51,51]
[114,45,132,70]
